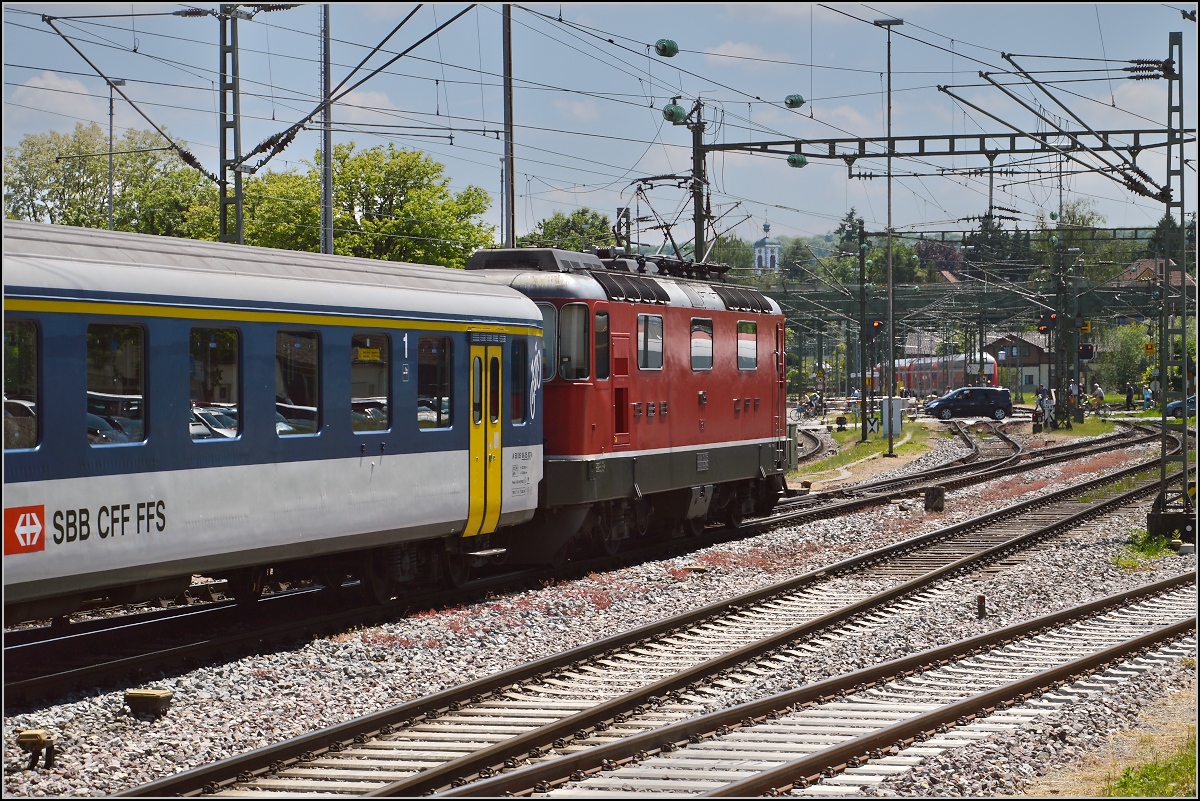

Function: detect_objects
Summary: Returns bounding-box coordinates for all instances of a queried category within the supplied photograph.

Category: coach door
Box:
[466,342,504,537]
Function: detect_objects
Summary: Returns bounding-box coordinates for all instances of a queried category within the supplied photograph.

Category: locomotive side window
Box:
[86,324,145,445]
[351,332,390,432]
[510,339,528,424]
[489,355,501,424]
[559,303,590,380]
[537,303,556,382]
[737,321,758,370]
[276,331,320,436]
[690,318,713,371]
[417,336,453,429]
[190,328,240,440]
[637,314,664,370]
[594,311,610,380]
[4,320,38,450]
[472,356,483,424]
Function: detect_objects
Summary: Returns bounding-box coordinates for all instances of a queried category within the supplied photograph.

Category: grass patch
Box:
[789,423,931,481]
[1102,728,1196,797]
[1077,469,1159,503]
[1111,526,1174,570]
[1048,416,1118,438]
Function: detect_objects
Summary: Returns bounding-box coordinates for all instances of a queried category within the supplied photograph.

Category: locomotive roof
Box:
[465,248,781,315]
[2,221,542,327]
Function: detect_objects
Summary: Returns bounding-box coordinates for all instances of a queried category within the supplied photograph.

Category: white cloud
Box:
[552,98,600,123]
[7,72,105,129]
[703,41,791,70]
[336,89,400,124]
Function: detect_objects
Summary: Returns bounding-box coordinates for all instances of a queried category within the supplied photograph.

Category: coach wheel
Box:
[362,555,397,605]
[445,553,471,589]
[320,569,350,592]
[939,408,953,420]
[227,567,267,605]
[992,408,1007,421]
[727,503,744,529]
[686,516,707,538]
[598,523,622,557]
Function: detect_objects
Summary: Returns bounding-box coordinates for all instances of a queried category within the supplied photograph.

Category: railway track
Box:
[4,422,1161,706]
[449,577,1195,797]
[116,454,1189,797]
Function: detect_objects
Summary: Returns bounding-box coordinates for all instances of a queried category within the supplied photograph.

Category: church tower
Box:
[753,222,781,275]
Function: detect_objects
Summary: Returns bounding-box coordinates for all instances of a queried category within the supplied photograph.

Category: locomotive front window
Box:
[87,324,146,446]
[737,321,758,370]
[417,336,453,429]
[351,332,390,432]
[637,314,663,370]
[276,331,320,436]
[558,303,590,380]
[511,339,528,424]
[537,303,556,382]
[4,320,38,450]
[190,328,240,441]
[595,311,610,380]
[690,318,713,371]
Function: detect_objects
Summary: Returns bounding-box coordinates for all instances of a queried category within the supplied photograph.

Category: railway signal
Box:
[1078,343,1095,360]
[1037,312,1058,333]
[864,318,884,342]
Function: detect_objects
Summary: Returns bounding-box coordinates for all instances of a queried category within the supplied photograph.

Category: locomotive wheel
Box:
[320,569,350,592]
[726,503,744,528]
[227,567,267,605]
[598,523,621,557]
[361,556,397,605]
[686,516,707,538]
[992,408,1007,420]
[939,408,953,420]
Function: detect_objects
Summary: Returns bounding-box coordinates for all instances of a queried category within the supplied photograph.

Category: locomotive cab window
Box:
[4,320,38,450]
[351,332,390,432]
[276,331,320,436]
[737,321,758,370]
[637,314,663,370]
[559,303,590,380]
[87,324,145,445]
[190,328,240,441]
[510,339,528,424]
[537,303,556,382]
[690,318,713,371]
[594,311,610,380]
[417,336,453,429]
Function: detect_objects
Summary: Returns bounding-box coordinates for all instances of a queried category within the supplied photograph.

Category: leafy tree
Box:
[915,238,962,278]
[517,207,612,251]
[1091,322,1152,392]
[833,208,863,253]
[708,233,753,271]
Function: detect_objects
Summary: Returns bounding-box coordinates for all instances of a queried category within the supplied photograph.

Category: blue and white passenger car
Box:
[3,221,543,621]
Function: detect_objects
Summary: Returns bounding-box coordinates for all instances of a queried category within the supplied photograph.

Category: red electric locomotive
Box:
[467,248,788,561]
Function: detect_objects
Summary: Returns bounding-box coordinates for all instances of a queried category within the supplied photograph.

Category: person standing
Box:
[1143,385,1153,411]
[1125,382,1134,411]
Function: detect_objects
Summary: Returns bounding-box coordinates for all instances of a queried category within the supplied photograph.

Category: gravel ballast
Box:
[3,431,1188,797]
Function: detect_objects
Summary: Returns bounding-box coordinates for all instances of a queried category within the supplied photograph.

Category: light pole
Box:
[108,78,125,231]
[875,17,902,456]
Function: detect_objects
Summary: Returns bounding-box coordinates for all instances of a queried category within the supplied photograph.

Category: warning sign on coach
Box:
[4,505,45,555]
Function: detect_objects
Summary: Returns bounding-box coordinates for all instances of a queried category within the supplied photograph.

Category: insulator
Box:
[173,8,210,16]
[662,103,687,123]
[654,39,679,58]
[787,153,808,168]
[784,94,805,109]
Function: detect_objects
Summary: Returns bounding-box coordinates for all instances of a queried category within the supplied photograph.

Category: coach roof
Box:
[3,220,541,327]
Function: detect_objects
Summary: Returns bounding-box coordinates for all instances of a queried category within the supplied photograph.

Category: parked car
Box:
[88,412,131,444]
[194,407,238,437]
[924,386,1013,420]
[105,414,144,441]
[1165,395,1196,418]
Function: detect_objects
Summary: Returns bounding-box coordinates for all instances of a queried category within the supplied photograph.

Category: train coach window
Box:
[276,331,320,436]
[351,333,390,432]
[559,303,590,380]
[511,339,528,424]
[595,311,610,380]
[737,321,758,370]
[537,303,556,382]
[4,320,38,450]
[87,324,145,445]
[637,314,663,370]
[417,336,453,429]
[690,318,713,371]
[190,328,240,440]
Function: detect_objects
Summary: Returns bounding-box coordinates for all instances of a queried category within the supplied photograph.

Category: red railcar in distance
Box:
[467,248,788,561]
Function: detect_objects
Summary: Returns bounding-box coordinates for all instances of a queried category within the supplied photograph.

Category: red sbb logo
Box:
[4,506,46,555]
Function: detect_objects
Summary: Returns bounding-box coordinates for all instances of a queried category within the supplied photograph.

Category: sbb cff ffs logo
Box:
[4,506,46,555]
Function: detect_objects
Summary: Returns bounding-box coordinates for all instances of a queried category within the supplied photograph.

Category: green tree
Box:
[708,233,754,271]
[1091,322,1152,392]
[517,207,612,251]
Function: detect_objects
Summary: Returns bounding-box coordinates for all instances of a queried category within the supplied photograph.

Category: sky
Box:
[3,3,1197,252]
